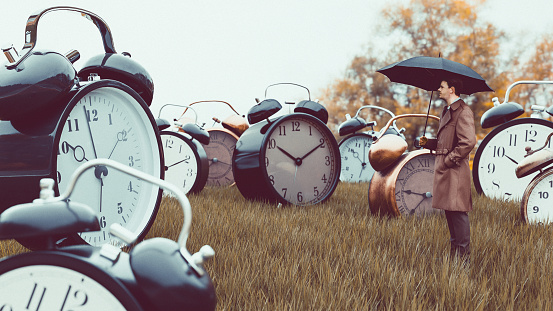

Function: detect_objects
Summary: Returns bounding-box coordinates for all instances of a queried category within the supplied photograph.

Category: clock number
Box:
[182,179,187,188]
[60,285,88,311]
[395,190,401,202]
[292,121,300,132]
[492,146,505,158]
[321,174,327,183]
[186,168,193,177]
[533,206,540,213]
[26,283,46,311]
[165,138,174,148]
[108,113,113,125]
[184,155,191,164]
[118,130,128,142]
[265,157,269,167]
[129,156,135,167]
[99,216,107,228]
[319,138,325,148]
[405,162,415,173]
[128,181,138,193]
[325,156,331,166]
[417,158,430,168]
[297,192,303,202]
[525,129,537,143]
[314,187,319,197]
[269,175,275,185]
[538,191,549,199]
[268,139,277,149]
[309,126,312,136]
[66,119,80,132]
[509,133,517,146]
[56,171,62,183]
[85,109,99,122]
[278,125,286,136]
[281,188,287,197]
[492,180,500,190]
[487,163,495,174]
[117,202,123,214]
[59,141,70,154]
[550,180,553,188]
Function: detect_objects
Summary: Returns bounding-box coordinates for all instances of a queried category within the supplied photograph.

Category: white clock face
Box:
[56,83,162,247]
[0,265,127,310]
[161,132,199,194]
[473,119,553,201]
[394,153,438,216]
[523,170,553,224]
[338,133,375,182]
[262,115,340,205]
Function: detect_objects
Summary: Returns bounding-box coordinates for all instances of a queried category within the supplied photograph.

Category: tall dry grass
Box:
[2,182,553,310]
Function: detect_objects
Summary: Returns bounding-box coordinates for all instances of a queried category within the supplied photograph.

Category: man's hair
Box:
[442,77,464,96]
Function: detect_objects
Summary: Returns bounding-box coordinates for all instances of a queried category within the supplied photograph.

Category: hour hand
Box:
[277,146,297,162]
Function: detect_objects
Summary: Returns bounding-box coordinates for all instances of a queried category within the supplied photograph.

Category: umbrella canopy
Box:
[377,56,493,95]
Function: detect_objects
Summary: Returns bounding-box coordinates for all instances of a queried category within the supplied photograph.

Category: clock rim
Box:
[159,130,209,194]
[203,128,240,187]
[338,132,376,183]
[520,167,553,224]
[472,117,553,197]
[51,79,164,248]
[259,113,341,205]
[0,251,143,311]
[369,149,435,217]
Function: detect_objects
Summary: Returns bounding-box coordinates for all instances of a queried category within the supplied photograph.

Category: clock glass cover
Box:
[262,114,340,205]
[473,118,553,201]
[202,129,238,187]
[56,82,162,247]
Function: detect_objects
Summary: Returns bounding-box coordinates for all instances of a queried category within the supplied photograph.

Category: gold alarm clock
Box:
[368,114,441,217]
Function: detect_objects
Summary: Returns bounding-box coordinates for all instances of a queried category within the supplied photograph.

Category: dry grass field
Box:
[2,182,553,310]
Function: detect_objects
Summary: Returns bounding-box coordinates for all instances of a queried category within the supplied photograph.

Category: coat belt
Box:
[434,148,449,155]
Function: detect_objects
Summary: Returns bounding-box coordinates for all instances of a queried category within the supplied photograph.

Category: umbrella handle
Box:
[373,114,440,144]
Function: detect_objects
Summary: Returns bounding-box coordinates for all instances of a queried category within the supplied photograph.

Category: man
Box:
[419,78,477,263]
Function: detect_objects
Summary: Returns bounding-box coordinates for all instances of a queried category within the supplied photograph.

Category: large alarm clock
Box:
[515,132,553,224]
[473,80,553,201]
[0,7,163,248]
[0,159,217,311]
[233,91,340,205]
[181,100,249,187]
[337,105,405,183]
[158,104,210,195]
[368,114,441,217]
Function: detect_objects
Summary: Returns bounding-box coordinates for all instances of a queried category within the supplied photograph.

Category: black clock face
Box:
[338,133,375,182]
[261,114,340,205]
[0,252,142,311]
[55,81,163,247]
[473,118,553,201]
[161,131,208,194]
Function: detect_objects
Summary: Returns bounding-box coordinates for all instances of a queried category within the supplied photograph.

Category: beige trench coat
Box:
[424,99,477,212]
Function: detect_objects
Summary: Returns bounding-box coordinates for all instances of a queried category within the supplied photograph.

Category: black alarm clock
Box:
[232,83,341,205]
[0,159,216,310]
[0,6,164,249]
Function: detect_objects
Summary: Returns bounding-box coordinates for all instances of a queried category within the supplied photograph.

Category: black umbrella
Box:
[377,56,493,136]
[377,56,493,94]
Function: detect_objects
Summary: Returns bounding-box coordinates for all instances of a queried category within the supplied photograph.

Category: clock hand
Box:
[209,158,232,166]
[504,154,518,165]
[83,106,98,159]
[299,141,325,161]
[108,129,129,159]
[65,142,89,162]
[409,197,426,215]
[277,146,297,162]
[94,166,108,213]
[351,150,363,164]
[166,158,189,170]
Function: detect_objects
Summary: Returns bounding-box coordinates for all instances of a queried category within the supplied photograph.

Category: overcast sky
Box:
[1,0,552,125]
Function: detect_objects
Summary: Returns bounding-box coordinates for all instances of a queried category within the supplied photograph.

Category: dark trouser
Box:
[444,210,470,258]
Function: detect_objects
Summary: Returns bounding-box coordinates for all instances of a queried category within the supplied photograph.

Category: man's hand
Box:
[419,136,428,146]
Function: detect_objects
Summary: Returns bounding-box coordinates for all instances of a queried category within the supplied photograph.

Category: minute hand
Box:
[299,141,325,161]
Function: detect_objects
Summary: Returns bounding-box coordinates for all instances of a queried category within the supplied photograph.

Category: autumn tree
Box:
[321,0,552,147]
